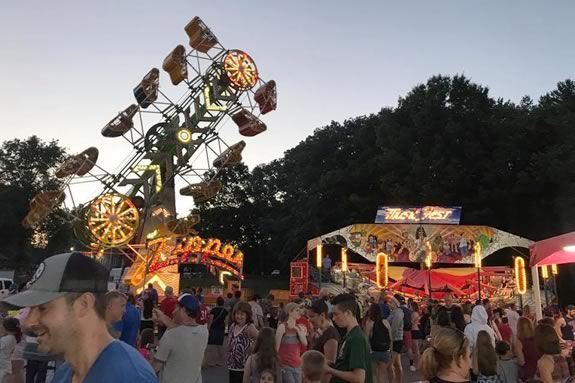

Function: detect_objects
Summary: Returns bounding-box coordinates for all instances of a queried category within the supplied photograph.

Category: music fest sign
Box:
[375,206,462,225]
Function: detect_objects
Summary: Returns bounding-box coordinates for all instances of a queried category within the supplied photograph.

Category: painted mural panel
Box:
[312,224,532,264]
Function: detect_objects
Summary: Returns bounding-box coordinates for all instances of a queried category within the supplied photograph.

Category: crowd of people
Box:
[417,296,575,383]
[1,252,575,383]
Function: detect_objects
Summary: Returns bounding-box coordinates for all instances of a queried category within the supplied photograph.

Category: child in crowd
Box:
[302,350,325,383]
[138,328,155,362]
[259,369,275,383]
[276,303,307,383]
[495,341,518,383]
[0,318,21,381]
[243,327,281,383]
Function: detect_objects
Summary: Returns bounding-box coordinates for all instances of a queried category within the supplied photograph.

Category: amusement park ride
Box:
[21,17,277,293]
[294,207,534,301]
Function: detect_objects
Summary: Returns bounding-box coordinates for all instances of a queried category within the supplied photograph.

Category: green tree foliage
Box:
[194,75,575,274]
[0,136,68,269]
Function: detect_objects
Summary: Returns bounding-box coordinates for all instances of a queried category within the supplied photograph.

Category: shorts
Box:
[403,330,413,350]
[411,329,425,340]
[392,340,403,353]
[371,350,391,363]
[281,366,302,383]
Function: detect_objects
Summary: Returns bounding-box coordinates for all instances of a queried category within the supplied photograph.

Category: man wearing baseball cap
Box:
[152,293,208,383]
[3,252,158,383]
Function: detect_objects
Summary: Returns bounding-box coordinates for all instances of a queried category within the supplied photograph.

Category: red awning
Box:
[530,231,575,267]
[389,268,503,299]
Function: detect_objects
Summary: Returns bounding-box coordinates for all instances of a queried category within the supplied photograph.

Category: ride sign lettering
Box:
[147,235,243,277]
[375,206,461,224]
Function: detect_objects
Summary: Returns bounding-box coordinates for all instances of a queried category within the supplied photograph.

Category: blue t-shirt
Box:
[380,303,391,319]
[114,303,141,347]
[52,340,158,383]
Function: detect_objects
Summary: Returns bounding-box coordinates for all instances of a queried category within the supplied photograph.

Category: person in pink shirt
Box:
[497,317,512,343]
[138,328,155,363]
[276,303,308,383]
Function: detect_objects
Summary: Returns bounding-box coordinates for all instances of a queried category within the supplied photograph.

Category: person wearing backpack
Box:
[364,303,392,383]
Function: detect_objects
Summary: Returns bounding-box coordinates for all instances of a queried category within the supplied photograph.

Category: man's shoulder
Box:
[99,342,157,381]
[325,326,341,340]
[53,363,73,382]
[166,325,209,338]
[101,341,151,361]
[54,342,158,383]
[160,297,174,306]
[126,304,140,318]
[348,326,369,344]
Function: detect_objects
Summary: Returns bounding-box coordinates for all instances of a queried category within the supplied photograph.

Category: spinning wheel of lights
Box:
[223,50,259,90]
[87,194,140,247]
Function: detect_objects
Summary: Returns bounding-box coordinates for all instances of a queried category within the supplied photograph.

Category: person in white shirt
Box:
[0,318,20,381]
[464,305,496,349]
[504,303,520,338]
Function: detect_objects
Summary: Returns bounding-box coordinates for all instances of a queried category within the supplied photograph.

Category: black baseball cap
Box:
[3,252,109,307]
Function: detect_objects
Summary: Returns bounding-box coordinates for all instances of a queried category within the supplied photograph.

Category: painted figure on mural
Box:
[385,239,394,255]
[412,226,427,262]
[458,233,469,256]
[349,231,365,249]
[415,226,427,243]
[366,234,378,256]
[413,244,426,263]
[431,235,444,256]
[442,237,451,257]
[395,232,412,262]
[446,234,457,254]
[468,239,475,256]
[377,238,387,254]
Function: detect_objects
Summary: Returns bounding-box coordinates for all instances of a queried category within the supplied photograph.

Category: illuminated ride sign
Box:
[375,206,461,225]
[147,236,244,279]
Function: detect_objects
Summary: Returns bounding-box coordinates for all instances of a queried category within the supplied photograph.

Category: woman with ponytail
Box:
[420,327,472,383]
[0,318,22,381]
